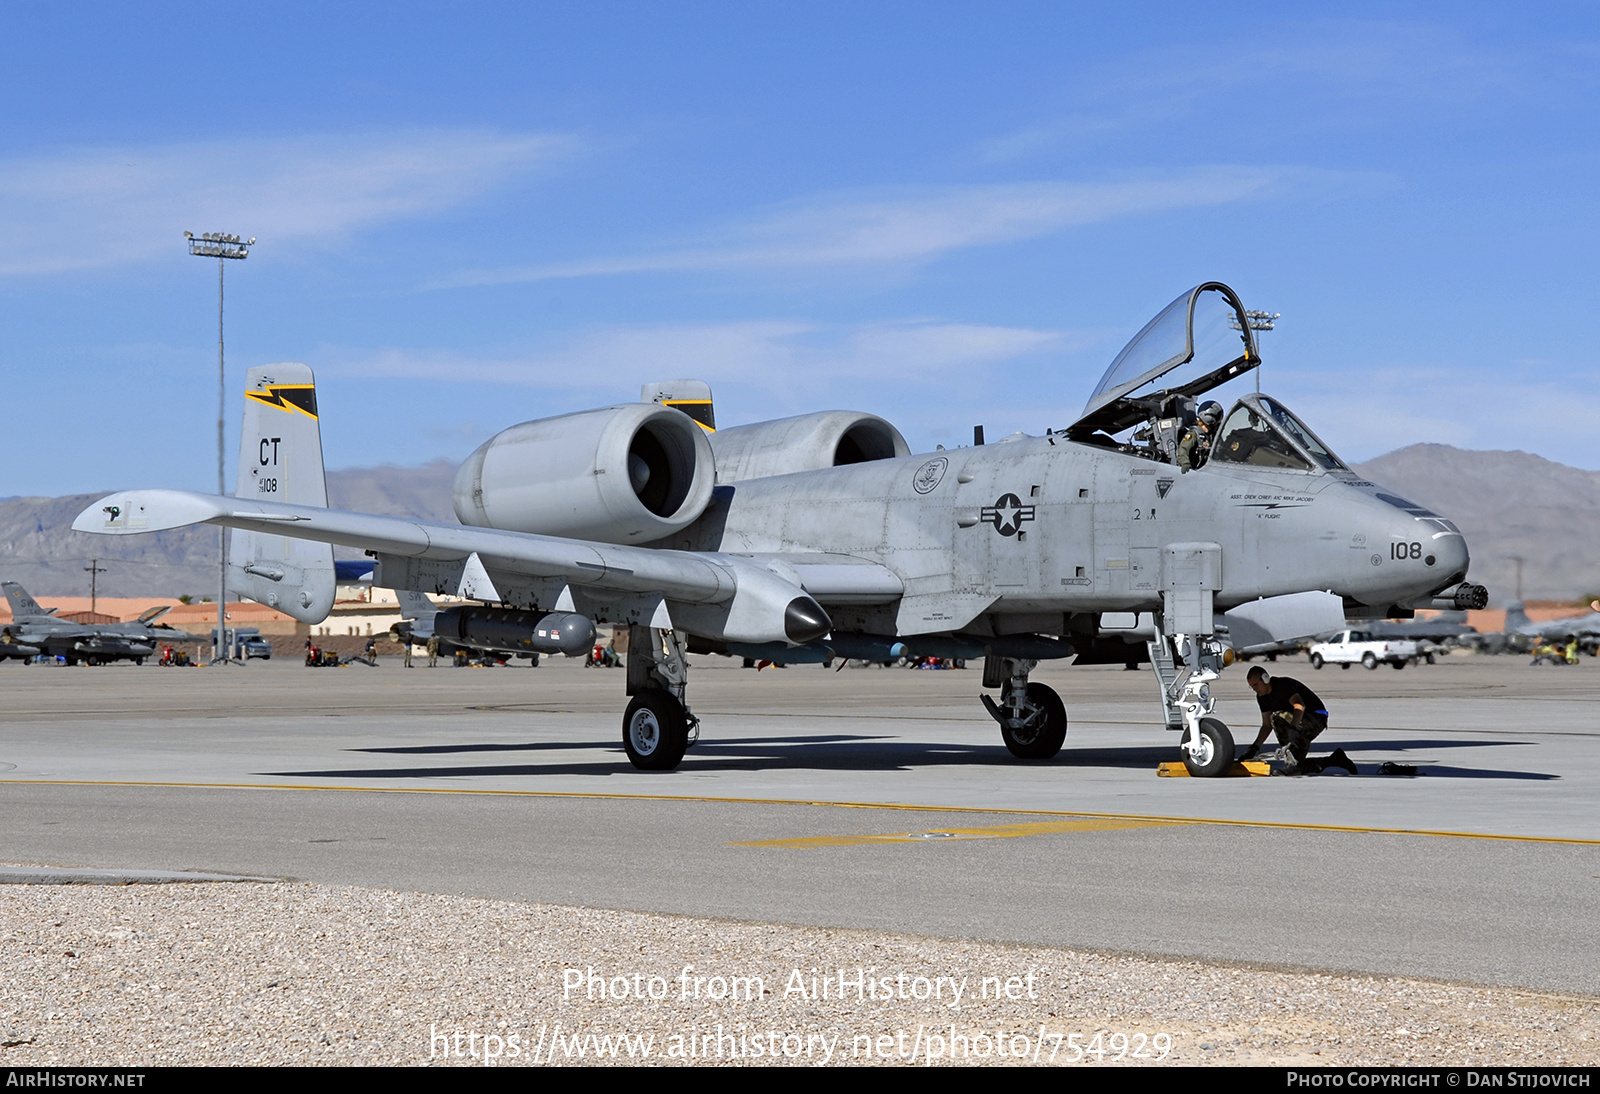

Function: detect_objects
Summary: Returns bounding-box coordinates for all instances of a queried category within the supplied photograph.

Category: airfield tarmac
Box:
[1,650,1597,1065]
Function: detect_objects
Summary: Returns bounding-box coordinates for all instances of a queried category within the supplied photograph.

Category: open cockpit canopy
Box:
[1070,282,1257,439]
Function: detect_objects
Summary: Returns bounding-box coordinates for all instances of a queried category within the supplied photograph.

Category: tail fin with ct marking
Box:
[228,363,336,623]
[642,379,715,432]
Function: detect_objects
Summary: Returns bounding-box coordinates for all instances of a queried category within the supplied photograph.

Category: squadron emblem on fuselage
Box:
[912,457,948,494]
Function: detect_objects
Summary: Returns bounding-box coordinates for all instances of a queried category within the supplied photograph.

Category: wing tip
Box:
[73,490,226,534]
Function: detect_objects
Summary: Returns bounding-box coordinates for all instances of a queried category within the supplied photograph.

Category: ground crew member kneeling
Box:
[1240,666,1356,776]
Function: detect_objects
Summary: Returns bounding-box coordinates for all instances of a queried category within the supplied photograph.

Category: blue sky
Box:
[4,2,1599,497]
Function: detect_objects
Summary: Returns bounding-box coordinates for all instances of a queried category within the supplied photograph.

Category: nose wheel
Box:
[1154,632,1239,777]
[1182,716,1236,777]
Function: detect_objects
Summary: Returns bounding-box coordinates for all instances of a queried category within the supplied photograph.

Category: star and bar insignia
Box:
[981,493,1036,536]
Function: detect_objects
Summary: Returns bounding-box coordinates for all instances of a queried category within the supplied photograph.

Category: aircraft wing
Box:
[75,489,898,645]
[1529,612,1600,638]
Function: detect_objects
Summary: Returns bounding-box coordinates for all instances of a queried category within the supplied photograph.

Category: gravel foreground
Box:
[1,881,1596,1067]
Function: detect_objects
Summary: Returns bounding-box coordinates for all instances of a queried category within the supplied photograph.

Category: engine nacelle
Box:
[708,411,909,483]
[453,404,715,543]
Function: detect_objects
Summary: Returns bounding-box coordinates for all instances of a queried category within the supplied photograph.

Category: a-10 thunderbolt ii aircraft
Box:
[76,282,1486,774]
[1,582,206,664]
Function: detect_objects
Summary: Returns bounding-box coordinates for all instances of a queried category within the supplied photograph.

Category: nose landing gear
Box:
[1151,632,1236,777]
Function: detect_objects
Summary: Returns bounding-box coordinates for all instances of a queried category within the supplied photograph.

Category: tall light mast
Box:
[185,231,255,663]
[1232,309,1280,392]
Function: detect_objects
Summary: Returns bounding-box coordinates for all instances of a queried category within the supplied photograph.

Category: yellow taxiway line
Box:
[5,777,1600,847]
[733,817,1181,847]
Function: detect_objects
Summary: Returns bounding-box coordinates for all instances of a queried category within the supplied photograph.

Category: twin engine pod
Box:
[434,607,596,658]
[452,403,716,544]
[708,410,909,483]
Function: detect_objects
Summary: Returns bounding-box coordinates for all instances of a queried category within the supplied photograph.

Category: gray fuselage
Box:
[667,431,1468,631]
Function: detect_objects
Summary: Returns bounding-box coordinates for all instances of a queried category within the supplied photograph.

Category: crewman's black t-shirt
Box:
[1256,676,1327,716]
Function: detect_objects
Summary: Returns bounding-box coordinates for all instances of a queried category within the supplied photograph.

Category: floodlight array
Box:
[185,231,255,261]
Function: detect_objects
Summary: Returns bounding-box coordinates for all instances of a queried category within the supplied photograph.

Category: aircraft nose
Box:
[1427,525,1470,579]
[1368,495,1471,595]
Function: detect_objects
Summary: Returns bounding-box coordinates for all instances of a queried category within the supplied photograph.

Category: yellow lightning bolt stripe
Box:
[244,384,319,419]
[661,399,715,432]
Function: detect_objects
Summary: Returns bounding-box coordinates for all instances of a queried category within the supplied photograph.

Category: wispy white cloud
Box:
[438,166,1325,286]
[331,321,816,391]
[975,21,1548,165]
[320,316,1100,450]
[0,130,576,276]
[327,316,1077,389]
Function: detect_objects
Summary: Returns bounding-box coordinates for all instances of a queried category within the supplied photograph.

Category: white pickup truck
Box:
[1308,630,1419,670]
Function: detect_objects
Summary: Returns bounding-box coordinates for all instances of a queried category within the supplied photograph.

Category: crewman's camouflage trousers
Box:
[1271,711,1329,776]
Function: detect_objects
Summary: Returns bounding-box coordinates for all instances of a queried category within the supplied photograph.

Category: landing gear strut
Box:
[621,624,700,771]
[981,656,1068,759]
[1149,633,1236,777]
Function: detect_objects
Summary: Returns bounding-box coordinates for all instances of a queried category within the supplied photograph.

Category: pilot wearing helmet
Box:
[1176,401,1223,471]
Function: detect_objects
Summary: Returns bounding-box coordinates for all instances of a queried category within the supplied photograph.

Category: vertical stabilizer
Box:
[642,379,715,432]
[229,363,336,623]
[1504,601,1531,633]
[2,582,49,622]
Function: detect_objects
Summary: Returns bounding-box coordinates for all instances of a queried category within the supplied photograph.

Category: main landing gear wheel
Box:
[1000,683,1067,760]
[622,688,689,771]
[1182,716,1236,778]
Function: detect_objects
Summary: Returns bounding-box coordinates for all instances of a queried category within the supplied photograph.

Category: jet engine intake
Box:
[708,411,909,483]
[434,607,596,657]
[453,404,715,543]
